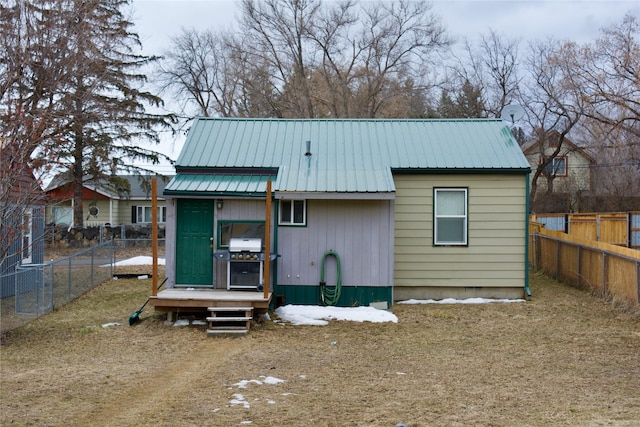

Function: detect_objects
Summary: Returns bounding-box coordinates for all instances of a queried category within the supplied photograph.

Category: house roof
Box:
[521,131,596,164]
[46,174,173,200]
[167,118,530,197]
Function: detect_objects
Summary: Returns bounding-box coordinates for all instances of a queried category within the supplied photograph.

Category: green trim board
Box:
[274,284,393,308]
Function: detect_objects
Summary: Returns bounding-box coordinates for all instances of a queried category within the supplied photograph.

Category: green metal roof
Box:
[169,118,530,195]
[164,174,274,196]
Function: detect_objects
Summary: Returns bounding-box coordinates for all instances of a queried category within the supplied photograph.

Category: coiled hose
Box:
[320,250,342,306]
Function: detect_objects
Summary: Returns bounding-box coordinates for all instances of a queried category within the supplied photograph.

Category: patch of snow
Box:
[234,376,286,389]
[192,319,207,325]
[101,256,166,267]
[398,298,526,305]
[260,376,286,385]
[267,399,276,404]
[230,393,250,409]
[275,305,398,325]
[260,312,271,321]
[173,319,190,327]
[234,379,263,389]
[101,322,121,328]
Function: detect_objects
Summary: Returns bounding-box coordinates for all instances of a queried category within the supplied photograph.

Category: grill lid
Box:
[229,237,262,252]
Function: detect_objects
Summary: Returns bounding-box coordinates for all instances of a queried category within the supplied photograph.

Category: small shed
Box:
[162,118,531,308]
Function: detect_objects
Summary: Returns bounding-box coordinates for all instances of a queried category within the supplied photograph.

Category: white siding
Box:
[394,174,527,292]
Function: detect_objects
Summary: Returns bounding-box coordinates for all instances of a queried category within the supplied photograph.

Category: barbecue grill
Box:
[227,237,265,291]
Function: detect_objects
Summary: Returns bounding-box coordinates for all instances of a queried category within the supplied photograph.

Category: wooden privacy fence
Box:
[530,226,640,308]
[531,212,640,249]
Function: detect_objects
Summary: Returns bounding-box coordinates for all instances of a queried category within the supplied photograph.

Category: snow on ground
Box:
[275,298,525,326]
[215,375,287,415]
[398,298,526,305]
[109,256,165,266]
[274,305,398,325]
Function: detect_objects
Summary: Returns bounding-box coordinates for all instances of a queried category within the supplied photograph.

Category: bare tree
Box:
[1,1,70,268]
[238,0,322,118]
[445,30,521,118]
[157,29,241,119]
[521,40,586,209]
[578,14,640,139]
[160,0,448,119]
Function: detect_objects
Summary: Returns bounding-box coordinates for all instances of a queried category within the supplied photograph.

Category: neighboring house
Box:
[0,156,46,297]
[521,131,595,211]
[44,174,172,227]
[161,118,531,307]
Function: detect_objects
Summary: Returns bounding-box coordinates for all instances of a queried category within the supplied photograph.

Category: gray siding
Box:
[276,199,394,288]
[165,197,395,290]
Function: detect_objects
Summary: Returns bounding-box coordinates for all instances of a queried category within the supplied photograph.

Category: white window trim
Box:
[136,205,167,223]
[278,199,307,226]
[22,209,33,264]
[542,156,568,177]
[434,188,468,246]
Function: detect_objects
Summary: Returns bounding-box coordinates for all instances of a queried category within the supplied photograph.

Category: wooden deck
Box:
[149,288,272,314]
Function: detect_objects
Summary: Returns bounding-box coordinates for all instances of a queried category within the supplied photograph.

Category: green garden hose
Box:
[320,250,342,306]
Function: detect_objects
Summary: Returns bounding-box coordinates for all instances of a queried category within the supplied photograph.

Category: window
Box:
[218,221,265,248]
[434,188,468,246]
[279,200,306,226]
[542,157,567,176]
[133,206,166,223]
[52,206,73,225]
[22,210,33,263]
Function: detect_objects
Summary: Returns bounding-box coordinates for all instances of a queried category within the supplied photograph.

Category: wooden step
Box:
[206,316,252,322]
[206,306,254,336]
[207,306,253,312]
[207,326,249,337]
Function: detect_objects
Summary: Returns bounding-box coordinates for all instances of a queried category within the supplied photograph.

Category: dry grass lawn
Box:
[1,270,639,426]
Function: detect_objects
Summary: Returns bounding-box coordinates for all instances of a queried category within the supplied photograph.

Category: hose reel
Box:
[320,250,342,306]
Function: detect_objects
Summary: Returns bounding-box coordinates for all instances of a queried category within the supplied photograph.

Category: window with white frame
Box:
[434,188,468,246]
[22,210,33,263]
[52,206,73,225]
[542,156,567,176]
[279,200,306,226]
[134,206,167,223]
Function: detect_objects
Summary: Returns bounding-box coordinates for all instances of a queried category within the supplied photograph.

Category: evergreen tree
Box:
[2,0,174,226]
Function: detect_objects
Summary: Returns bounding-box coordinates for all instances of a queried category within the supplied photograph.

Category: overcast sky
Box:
[132,0,639,55]
[129,0,639,172]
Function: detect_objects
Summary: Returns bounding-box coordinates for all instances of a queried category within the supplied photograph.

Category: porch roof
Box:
[164,169,396,199]
[164,174,273,197]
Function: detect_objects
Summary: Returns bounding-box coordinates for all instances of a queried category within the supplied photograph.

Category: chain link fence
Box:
[1,239,164,334]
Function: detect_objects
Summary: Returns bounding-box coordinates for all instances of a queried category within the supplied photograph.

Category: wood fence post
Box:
[577,246,582,288]
[555,239,560,280]
[636,261,640,304]
[602,252,607,297]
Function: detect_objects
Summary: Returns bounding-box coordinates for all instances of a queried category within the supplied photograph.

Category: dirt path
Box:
[71,334,250,426]
[2,273,639,426]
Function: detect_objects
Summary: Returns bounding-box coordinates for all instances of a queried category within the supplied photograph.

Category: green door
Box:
[176,199,214,286]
